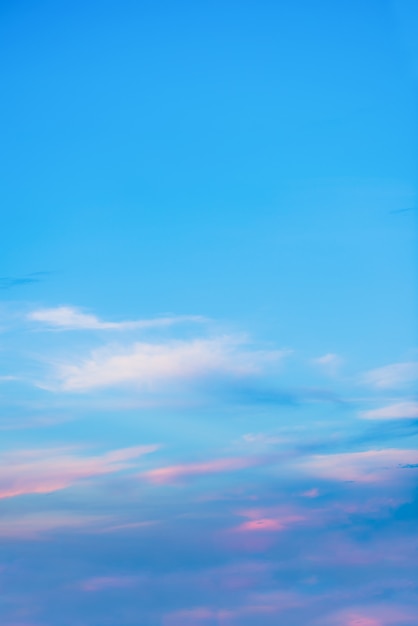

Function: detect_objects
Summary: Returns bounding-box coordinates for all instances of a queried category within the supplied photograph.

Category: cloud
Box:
[28,306,206,331]
[301,487,320,498]
[325,606,417,626]
[229,506,305,534]
[312,353,343,376]
[363,362,418,389]
[45,336,285,392]
[299,448,418,483]
[0,444,158,500]
[0,513,104,539]
[100,520,159,533]
[142,457,259,484]
[241,433,285,445]
[233,513,304,533]
[361,402,418,420]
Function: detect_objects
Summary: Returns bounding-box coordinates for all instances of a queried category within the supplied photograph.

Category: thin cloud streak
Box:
[298,448,418,483]
[363,362,418,389]
[0,513,106,539]
[28,306,206,331]
[312,353,344,376]
[0,445,158,500]
[361,401,418,420]
[142,457,260,484]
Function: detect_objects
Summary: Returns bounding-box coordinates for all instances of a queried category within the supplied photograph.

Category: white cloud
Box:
[363,362,418,389]
[241,433,284,445]
[312,353,343,376]
[28,306,205,331]
[361,401,418,420]
[299,448,418,483]
[43,336,286,393]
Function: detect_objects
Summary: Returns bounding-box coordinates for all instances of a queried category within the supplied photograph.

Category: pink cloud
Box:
[346,618,381,626]
[221,507,305,553]
[301,487,320,498]
[234,515,304,533]
[325,606,416,626]
[142,456,258,484]
[236,518,287,532]
[232,507,305,533]
[0,444,158,500]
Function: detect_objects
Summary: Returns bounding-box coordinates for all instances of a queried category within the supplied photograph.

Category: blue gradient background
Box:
[0,1,417,624]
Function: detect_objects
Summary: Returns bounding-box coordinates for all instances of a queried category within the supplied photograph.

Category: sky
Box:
[0,0,417,624]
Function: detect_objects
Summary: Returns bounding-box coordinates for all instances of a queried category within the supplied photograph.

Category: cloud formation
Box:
[142,456,259,484]
[312,353,343,376]
[0,513,104,539]
[363,362,418,389]
[28,306,205,331]
[0,445,158,499]
[46,336,285,392]
[361,401,418,420]
[233,508,305,533]
[325,606,416,626]
[299,448,418,483]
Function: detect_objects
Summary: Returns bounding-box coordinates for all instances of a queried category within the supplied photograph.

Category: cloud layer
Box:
[1,303,417,625]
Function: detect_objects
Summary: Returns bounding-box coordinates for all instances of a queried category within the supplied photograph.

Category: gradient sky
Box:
[1,1,417,625]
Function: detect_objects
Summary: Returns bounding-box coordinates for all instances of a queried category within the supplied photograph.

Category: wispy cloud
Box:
[0,513,105,539]
[142,456,259,484]
[232,508,305,533]
[28,306,206,331]
[299,448,418,483]
[0,375,18,382]
[363,362,418,389]
[361,401,418,420]
[325,605,417,626]
[44,336,285,392]
[0,445,158,499]
[312,353,343,376]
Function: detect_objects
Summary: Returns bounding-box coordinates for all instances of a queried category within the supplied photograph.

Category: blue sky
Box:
[0,1,417,625]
